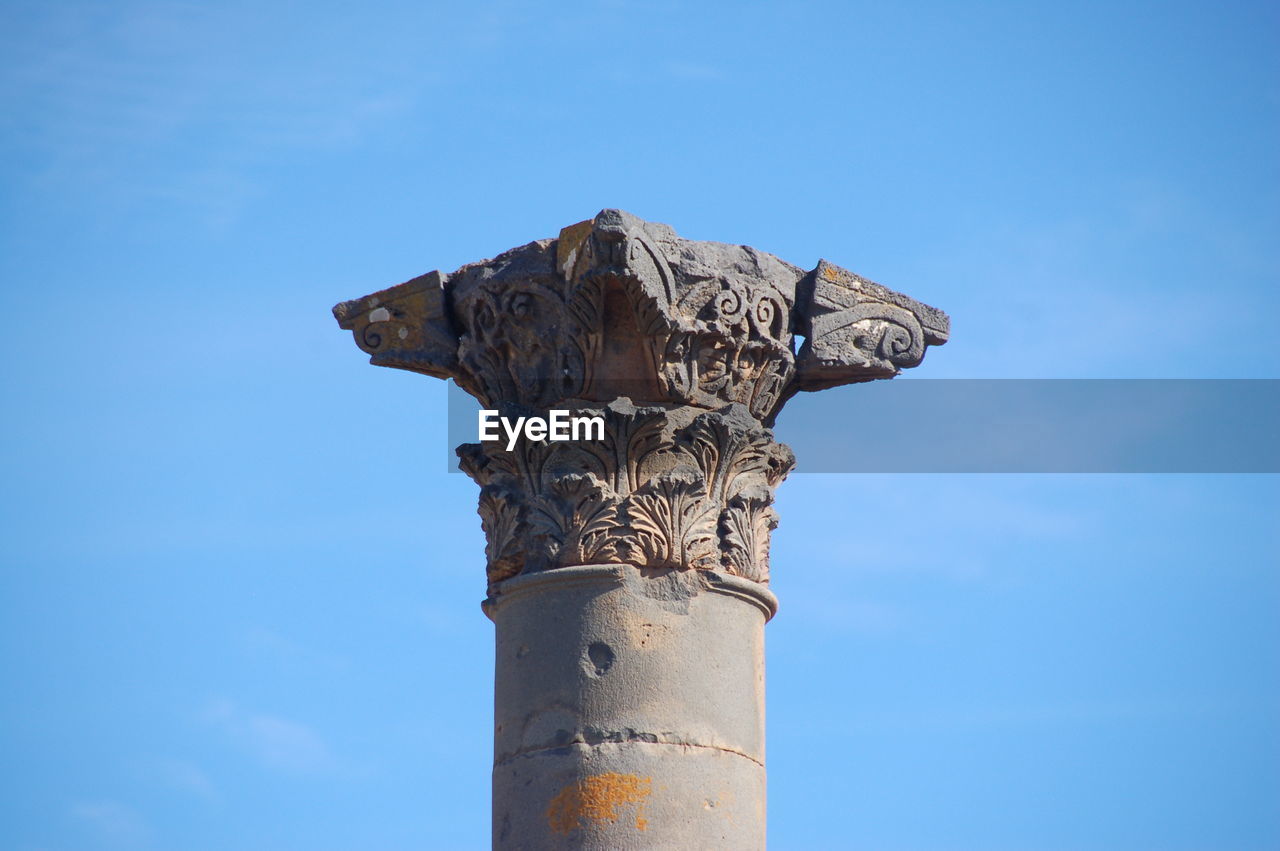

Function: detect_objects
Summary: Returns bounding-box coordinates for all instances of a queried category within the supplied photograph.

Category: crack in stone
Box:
[496,734,765,769]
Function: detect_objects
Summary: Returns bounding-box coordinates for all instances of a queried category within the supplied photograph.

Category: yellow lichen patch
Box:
[546,772,652,835]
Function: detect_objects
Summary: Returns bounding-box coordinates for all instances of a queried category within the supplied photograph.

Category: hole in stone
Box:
[586,641,615,676]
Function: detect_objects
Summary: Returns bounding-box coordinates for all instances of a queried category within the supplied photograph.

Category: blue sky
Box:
[1,1,1277,848]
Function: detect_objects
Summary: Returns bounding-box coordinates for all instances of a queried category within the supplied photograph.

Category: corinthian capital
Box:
[334,210,948,590]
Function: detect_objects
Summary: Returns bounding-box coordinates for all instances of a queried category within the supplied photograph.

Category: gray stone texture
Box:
[487,565,773,849]
[334,210,948,848]
[335,209,948,590]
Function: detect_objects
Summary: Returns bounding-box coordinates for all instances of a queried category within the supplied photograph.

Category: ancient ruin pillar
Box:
[334,210,947,848]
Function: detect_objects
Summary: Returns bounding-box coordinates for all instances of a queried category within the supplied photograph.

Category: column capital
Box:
[333,211,948,591]
[333,209,948,423]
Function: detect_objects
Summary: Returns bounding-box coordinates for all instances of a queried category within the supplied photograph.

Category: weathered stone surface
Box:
[334,208,947,421]
[486,564,774,849]
[332,269,457,379]
[459,400,793,593]
[333,209,948,590]
[334,211,949,849]
[794,259,950,390]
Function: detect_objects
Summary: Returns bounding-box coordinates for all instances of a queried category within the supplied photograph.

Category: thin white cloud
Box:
[69,800,150,846]
[245,714,336,773]
[148,757,218,802]
[915,182,1280,378]
[202,698,336,775]
[238,626,306,660]
[0,1,425,227]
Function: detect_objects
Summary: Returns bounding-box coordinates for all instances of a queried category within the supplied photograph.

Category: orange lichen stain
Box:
[822,263,841,281]
[546,772,652,835]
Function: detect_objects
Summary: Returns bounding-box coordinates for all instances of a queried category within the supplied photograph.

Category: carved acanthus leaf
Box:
[535,473,623,567]
[477,485,524,588]
[623,466,720,571]
[457,402,792,584]
[721,485,778,584]
[335,211,950,592]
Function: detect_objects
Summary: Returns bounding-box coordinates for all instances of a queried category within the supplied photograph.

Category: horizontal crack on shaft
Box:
[495,734,765,769]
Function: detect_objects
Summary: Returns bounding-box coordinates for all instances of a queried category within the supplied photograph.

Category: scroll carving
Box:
[794,259,950,390]
[333,210,948,592]
[332,271,458,379]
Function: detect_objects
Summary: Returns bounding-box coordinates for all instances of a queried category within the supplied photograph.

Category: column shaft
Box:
[486,565,775,849]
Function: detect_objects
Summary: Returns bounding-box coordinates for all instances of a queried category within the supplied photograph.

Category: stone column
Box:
[334,210,948,849]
